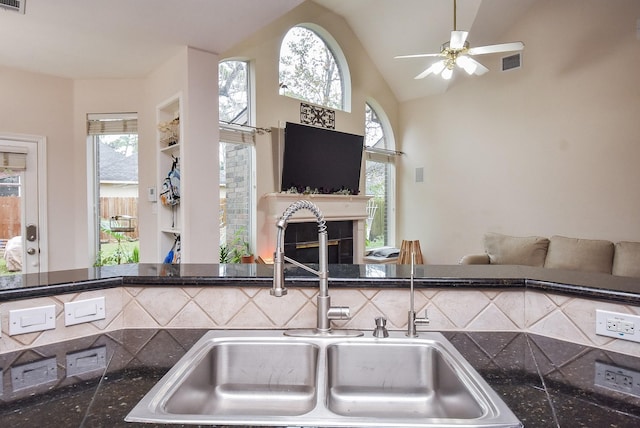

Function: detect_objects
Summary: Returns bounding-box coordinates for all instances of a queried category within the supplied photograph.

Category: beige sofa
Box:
[459,232,640,278]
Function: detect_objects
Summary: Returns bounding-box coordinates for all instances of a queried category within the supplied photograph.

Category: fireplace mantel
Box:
[262,193,371,263]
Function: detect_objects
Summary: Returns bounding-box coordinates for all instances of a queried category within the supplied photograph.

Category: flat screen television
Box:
[281,122,364,195]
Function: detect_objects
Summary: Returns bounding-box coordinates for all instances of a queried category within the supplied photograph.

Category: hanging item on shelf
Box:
[160,156,180,206]
[173,235,181,264]
[163,235,181,264]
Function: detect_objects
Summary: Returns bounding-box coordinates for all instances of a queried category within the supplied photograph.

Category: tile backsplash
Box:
[1,285,639,356]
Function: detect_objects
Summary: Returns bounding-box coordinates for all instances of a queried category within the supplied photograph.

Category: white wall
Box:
[398,0,640,263]
[0,66,75,270]
[4,0,638,269]
[73,78,147,266]
[0,46,219,269]
[144,47,220,263]
[222,1,399,259]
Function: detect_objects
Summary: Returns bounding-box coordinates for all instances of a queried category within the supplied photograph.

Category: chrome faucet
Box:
[407,250,430,337]
[271,200,362,337]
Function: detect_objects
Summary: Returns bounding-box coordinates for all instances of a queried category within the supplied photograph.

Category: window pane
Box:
[219,60,253,262]
[279,26,343,109]
[365,159,388,249]
[365,104,386,150]
[219,142,252,261]
[219,61,248,124]
[0,172,22,275]
[364,103,393,250]
[96,133,139,266]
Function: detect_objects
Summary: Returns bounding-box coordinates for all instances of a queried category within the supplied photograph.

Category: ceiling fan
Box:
[395,0,524,80]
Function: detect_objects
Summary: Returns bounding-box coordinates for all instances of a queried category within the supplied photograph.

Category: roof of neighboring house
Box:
[99,144,138,183]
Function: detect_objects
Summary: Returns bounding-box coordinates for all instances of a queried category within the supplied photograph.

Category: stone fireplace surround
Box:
[262,193,370,264]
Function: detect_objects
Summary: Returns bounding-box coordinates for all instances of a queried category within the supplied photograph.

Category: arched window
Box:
[279,24,350,111]
[364,101,396,250]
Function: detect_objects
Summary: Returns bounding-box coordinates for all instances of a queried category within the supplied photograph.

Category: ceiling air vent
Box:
[0,0,25,14]
[502,53,521,72]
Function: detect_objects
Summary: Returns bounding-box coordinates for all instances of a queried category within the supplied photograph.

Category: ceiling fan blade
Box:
[394,53,442,59]
[456,55,489,76]
[469,58,489,75]
[468,41,524,55]
[414,60,446,79]
[449,30,468,49]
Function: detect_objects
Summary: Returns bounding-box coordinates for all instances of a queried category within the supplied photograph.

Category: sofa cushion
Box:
[484,232,550,267]
[544,235,614,273]
[612,241,640,278]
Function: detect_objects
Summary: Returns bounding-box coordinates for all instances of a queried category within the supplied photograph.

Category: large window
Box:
[87,114,139,266]
[364,102,396,250]
[219,60,255,262]
[279,25,349,110]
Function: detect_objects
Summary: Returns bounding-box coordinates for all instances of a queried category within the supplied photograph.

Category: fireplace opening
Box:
[284,220,354,264]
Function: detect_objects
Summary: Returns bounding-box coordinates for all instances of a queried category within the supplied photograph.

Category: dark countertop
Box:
[1,263,639,304]
[1,329,639,428]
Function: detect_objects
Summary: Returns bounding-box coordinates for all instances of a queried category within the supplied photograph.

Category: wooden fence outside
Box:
[100,197,139,241]
[0,197,20,238]
[0,196,138,241]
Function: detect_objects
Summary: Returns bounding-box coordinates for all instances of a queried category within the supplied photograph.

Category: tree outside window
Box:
[279,26,343,110]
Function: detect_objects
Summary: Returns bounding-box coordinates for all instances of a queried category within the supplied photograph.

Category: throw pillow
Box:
[544,235,614,273]
[612,241,640,278]
[484,232,550,267]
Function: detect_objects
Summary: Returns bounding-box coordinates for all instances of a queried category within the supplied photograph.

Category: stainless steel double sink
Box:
[126,330,522,427]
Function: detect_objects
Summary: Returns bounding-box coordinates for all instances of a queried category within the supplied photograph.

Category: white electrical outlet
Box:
[595,361,640,398]
[9,305,56,335]
[596,309,640,343]
[64,297,106,326]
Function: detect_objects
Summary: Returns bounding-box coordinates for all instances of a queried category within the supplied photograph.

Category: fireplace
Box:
[262,193,370,264]
[284,221,354,264]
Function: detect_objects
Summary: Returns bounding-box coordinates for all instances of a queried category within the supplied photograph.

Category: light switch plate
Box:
[595,361,640,398]
[66,346,107,376]
[11,358,57,391]
[9,305,56,335]
[64,297,106,326]
[595,309,640,343]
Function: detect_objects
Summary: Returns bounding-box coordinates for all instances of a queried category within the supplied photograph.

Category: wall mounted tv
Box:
[281,122,364,195]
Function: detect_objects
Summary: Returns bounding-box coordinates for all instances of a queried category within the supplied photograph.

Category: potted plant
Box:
[236,234,254,264]
[223,228,254,263]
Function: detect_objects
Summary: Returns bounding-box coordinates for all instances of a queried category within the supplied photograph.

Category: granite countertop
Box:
[1,329,639,428]
[1,263,639,305]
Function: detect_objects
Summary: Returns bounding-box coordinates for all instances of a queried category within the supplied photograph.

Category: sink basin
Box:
[164,340,318,417]
[126,330,522,427]
[326,341,483,419]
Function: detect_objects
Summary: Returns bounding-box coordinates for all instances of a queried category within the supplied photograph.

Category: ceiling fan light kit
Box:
[396,0,524,80]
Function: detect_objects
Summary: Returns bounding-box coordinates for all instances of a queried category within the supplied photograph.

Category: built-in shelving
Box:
[157,94,183,263]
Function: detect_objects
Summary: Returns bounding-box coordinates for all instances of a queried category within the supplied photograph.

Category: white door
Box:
[0,136,47,275]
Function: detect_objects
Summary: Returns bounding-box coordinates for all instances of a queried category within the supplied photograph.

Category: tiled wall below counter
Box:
[1,286,639,356]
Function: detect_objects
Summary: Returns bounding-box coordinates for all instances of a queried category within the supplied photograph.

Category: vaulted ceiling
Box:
[0,0,535,101]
